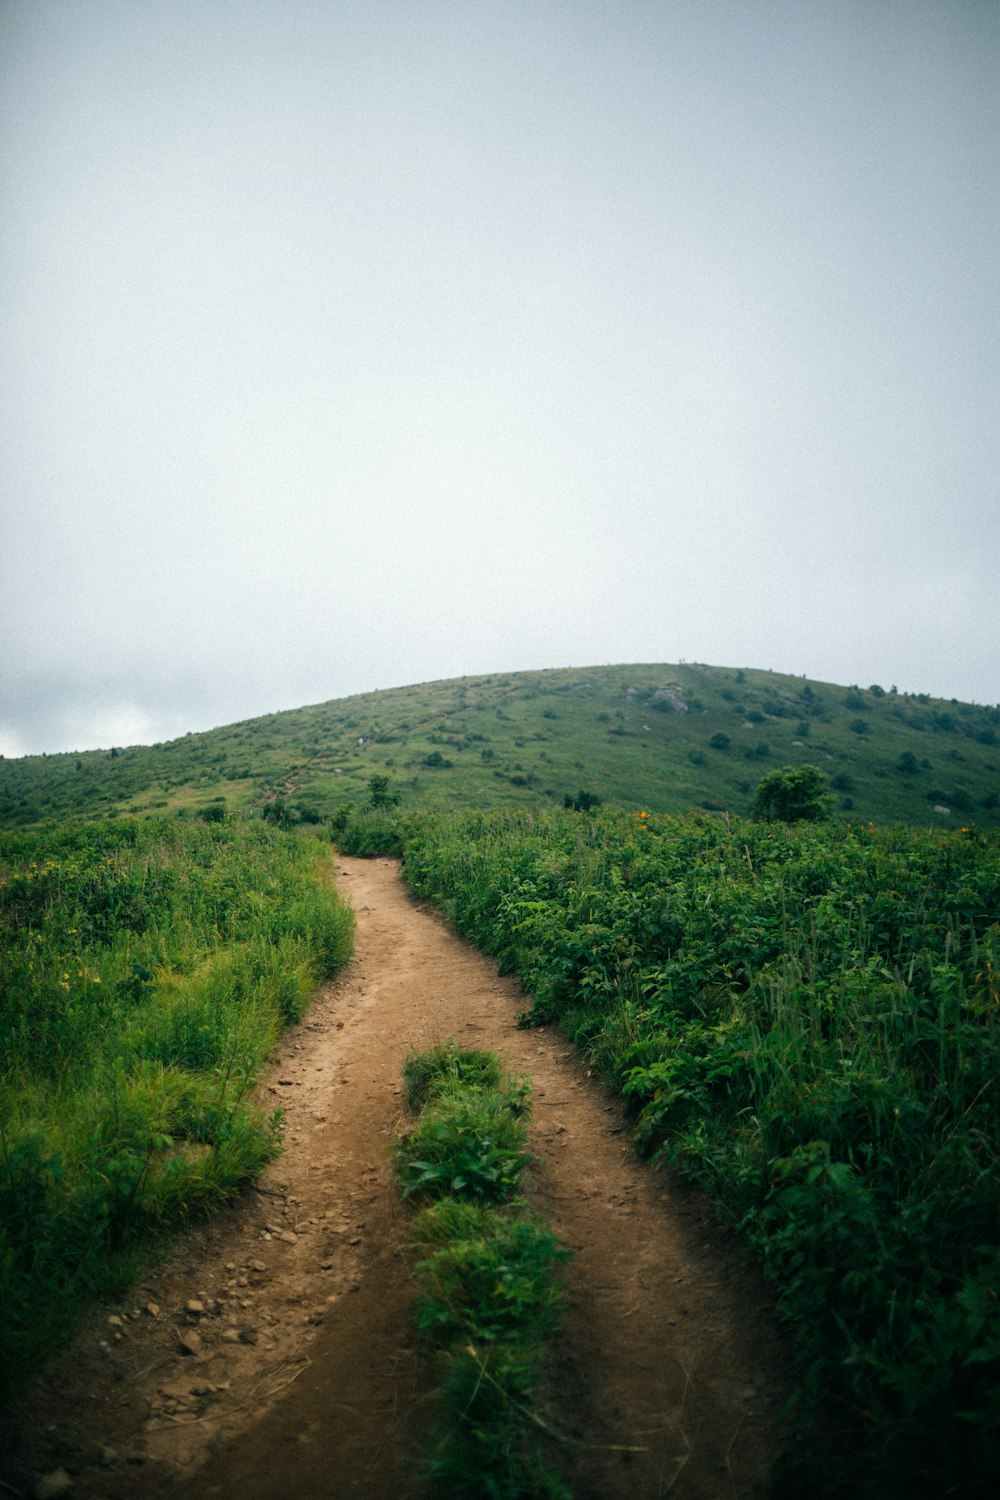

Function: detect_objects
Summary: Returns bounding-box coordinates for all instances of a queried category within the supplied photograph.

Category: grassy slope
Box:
[2,663,998,829]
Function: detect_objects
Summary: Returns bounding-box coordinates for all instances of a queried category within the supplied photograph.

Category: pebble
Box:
[145,1301,161,1318]
[186,1299,205,1315]
[178,1329,202,1356]
[33,1471,73,1500]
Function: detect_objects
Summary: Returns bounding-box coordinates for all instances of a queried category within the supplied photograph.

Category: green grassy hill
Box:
[2,663,998,829]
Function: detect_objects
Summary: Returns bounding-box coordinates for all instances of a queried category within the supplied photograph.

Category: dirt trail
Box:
[2,857,793,1499]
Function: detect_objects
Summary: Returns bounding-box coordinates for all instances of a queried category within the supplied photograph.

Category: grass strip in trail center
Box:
[395,1040,572,1500]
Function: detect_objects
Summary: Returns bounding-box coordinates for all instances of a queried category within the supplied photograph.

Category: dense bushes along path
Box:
[3,858,791,1499]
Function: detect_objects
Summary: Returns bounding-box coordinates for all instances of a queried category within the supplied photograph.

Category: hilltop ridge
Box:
[2,663,998,828]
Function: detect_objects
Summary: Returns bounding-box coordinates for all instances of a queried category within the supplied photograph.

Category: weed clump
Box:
[401,1038,508,1111]
[413,1201,568,1346]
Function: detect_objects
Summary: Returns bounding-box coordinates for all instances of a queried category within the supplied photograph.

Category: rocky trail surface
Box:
[2,857,794,1499]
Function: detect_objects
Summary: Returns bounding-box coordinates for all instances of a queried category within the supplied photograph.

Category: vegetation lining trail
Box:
[3,857,791,1500]
[0,816,354,1396]
[395,806,1000,1496]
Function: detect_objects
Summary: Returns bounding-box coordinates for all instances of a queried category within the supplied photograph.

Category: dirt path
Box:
[2,857,793,1499]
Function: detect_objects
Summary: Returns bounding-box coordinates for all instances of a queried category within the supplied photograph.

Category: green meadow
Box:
[2,663,998,830]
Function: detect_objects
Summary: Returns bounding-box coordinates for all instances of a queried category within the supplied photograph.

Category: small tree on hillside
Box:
[366,774,400,809]
[563,789,601,812]
[752,765,831,822]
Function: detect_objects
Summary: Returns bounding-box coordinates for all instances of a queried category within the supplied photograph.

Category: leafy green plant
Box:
[752,763,832,821]
[365,773,399,809]
[397,1086,531,1202]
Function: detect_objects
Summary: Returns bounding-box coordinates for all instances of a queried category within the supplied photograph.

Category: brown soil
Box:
[1,857,795,1499]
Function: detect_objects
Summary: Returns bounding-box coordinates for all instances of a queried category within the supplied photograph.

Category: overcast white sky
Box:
[1,0,997,756]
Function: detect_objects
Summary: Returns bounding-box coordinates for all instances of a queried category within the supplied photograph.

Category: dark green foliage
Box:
[335,808,404,856]
[293,801,323,824]
[562,789,601,811]
[261,797,295,828]
[398,807,1000,1498]
[396,1087,531,1202]
[752,764,831,822]
[412,1200,568,1347]
[329,801,355,836]
[365,773,399,809]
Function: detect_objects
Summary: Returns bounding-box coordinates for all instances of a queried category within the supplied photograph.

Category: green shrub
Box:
[752,764,831,821]
[396,1086,531,1202]
[335,808,404,856]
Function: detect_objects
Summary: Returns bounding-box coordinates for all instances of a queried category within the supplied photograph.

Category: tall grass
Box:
[0,814,353,1398]
[396,807,1000,1498]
